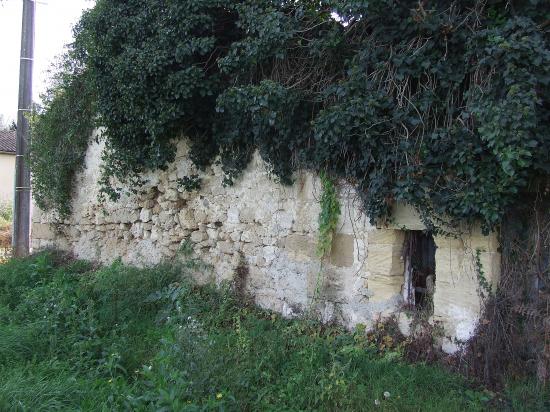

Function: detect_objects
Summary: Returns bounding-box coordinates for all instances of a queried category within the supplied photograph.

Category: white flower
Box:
[383,391,390,399]
[374,399,380,406]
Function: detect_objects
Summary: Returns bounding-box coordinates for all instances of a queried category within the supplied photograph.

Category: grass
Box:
[0,201,12,227]
[0,201,12,260]
[0,251,548,411]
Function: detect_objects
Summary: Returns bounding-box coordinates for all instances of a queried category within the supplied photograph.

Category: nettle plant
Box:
[30,0,550,233]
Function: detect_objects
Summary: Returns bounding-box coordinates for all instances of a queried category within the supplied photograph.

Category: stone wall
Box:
[32,138,500,353]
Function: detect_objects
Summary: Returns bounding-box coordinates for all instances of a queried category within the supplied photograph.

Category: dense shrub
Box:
[30,0,550,231]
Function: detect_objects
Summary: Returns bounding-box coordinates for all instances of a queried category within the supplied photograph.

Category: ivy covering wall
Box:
[30,0,550,232]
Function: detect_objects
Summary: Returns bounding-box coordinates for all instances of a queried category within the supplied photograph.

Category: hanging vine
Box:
[316,172,341,258]
[29,0,550,233]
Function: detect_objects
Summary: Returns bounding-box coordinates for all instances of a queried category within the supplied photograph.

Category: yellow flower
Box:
[216,393,223,400]
[108,378,113,383]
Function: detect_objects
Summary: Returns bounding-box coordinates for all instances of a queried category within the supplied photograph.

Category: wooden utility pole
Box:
[13,0,35,256]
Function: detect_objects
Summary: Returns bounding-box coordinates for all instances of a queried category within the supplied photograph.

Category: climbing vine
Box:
[316,172,341,258]
[30,0,550,230]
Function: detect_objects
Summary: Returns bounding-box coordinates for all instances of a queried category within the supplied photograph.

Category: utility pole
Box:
[13,0,35,257]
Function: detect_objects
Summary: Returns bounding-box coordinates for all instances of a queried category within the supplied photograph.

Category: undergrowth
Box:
[0,251,535,411]
[0,201,12,228]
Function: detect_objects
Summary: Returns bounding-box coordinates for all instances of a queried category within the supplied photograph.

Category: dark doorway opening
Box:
[403,231,436,311]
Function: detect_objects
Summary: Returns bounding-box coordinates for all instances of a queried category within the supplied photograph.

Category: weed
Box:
[0,252,546,410]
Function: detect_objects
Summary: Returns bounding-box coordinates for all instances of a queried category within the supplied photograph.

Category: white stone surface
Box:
[32,139,500,351]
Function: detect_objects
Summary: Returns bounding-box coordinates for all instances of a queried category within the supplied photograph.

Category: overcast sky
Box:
[0,0,94,124]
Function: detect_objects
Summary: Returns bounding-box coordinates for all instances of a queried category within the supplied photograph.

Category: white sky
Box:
[0,0,94,124]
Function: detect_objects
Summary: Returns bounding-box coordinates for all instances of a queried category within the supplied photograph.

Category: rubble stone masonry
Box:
[32,138,500,353]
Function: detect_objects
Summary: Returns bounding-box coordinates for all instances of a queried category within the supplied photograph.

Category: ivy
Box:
[29,64,95,217]
[30,0,550,231]
[316,172,341,258]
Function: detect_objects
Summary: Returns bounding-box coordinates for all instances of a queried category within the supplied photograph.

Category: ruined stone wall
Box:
[32,138,500,353]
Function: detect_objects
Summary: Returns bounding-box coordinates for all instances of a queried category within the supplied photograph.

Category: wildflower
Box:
[216,393,223,400]
[108,378,113,383]
[383,391,390,399]
[374,399,380,406]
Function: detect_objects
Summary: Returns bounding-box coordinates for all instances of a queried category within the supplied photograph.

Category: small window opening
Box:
[403,231,436,311]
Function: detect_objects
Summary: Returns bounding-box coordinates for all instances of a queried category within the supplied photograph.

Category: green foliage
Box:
[29,58,95,217]
[0,252,515,411]
[474,248,493,299]
[0,201,12,227]
[317,172,341,257]
[177,174,202,192]
[31,0,550,231]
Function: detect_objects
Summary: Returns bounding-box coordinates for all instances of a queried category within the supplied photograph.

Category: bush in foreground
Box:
[0,251,547,411]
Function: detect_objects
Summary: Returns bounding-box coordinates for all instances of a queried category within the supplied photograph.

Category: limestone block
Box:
[330,234,354,267]
[240,207,256,223]
[241,230,258,243]
[218,241,234,255]
[130,223,144,239]
[230,231,242,242]
[32,208,43,223]
[474,251,500,286]
[263,246,278,264]
[256,256,267,267]
[296,173,319,201]
[273,211,294,230]
[293,202,320,232]
[368,229,405,246]
[194,209,208,224]
[94,214,106,225]
[307,267,344,301]
[158,210,173,224]
[178,210,196,230]
[206,228,218,240]
[464,230,499,253]
[387,203,425,230]
[190,230,206,243]
[280,234,317,259]
[140,208,152,223]
[227,207,240,224]
[32,223,56,240]
[164,188,179,202]
[433,277,481,317]
[210,185,226,196]
[366,244,404,277]
[140,199,155,209]
[434,247,466,281]
[162,219,177,231]
[367,274,403,302]
[433,235,464,251]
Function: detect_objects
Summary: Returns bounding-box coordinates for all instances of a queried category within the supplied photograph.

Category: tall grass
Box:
[0,201,12,227]
[0,251,547,411]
